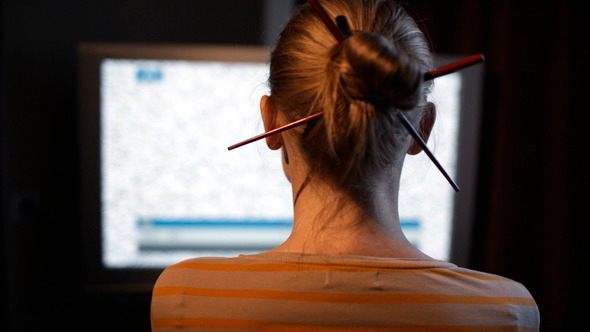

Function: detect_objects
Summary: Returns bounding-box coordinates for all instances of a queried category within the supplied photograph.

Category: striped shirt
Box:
[151,252,539,331]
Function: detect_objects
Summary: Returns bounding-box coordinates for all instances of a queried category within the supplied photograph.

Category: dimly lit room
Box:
[1,1,587,331]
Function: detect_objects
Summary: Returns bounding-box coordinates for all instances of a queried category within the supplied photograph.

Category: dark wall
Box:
[1,1,266,331]
[2,1,587,331]
[407,1,588,330]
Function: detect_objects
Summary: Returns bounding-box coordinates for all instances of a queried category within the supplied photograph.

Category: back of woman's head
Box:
[269,0,433,191]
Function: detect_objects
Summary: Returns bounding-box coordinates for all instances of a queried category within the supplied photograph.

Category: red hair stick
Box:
[307,0,346,43]
[424,53,485,81]
[227,112,323,150]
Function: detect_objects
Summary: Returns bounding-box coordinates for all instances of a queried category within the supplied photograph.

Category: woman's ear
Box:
[407,102,436,155]
[260,95,283,150]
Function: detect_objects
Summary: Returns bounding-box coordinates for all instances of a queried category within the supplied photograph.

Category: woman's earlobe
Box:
[282,145,289,165]
[407,102,436,155]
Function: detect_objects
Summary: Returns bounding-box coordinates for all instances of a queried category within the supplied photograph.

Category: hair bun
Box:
[341,32,423,110]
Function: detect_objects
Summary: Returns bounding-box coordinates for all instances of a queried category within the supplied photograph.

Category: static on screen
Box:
[100,58,461,268]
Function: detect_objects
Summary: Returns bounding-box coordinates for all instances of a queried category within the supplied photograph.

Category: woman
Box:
[151,0,539,330]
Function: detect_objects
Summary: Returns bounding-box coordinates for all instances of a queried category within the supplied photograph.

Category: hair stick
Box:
[307,0,346,43]
[396,111,461,192]
[228,112,323,150]
[424,53,484,81]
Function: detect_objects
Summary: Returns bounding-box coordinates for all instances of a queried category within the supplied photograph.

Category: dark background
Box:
[2,0,587,331]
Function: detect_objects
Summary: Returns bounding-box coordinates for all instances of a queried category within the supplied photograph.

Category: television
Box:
[78,43,483,291]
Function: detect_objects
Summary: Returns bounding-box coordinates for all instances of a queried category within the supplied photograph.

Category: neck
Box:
[271,167,431,259]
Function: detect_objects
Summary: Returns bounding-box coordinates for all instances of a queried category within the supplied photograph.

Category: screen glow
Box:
[100,58,461,267]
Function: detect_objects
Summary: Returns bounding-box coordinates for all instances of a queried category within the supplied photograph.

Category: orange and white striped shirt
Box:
[151,252,539,331]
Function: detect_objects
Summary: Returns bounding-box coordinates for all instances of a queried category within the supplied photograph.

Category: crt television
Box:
[78,43,483,291]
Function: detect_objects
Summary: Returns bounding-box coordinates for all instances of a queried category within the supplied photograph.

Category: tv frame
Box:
[78,42,483,292]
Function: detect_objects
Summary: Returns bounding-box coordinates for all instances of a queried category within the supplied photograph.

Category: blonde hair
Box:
[269,0,433,190]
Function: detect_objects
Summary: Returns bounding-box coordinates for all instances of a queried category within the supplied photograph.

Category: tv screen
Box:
[78,43,483,287]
